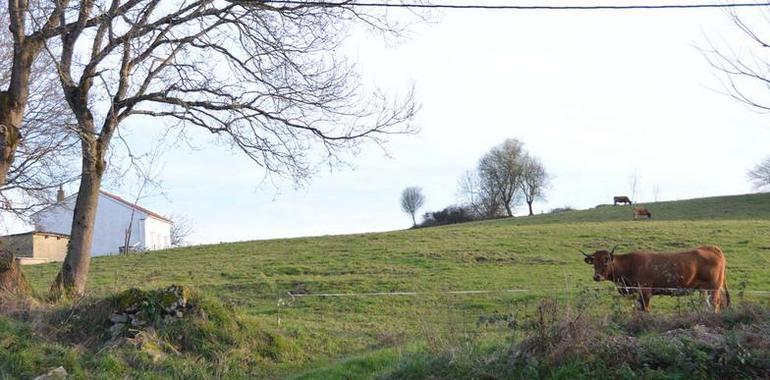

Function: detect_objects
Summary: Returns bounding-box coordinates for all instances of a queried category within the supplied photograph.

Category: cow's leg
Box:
[709,289,722,313]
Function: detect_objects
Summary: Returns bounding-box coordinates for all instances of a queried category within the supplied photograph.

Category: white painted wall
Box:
[143,216,171,251]
[34,192,171,256]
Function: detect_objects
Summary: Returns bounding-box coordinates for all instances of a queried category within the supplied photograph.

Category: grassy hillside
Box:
[497,192,770,225]
[7,192,770,379]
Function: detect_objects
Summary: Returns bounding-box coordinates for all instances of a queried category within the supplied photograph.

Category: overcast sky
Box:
[5,2,770,243]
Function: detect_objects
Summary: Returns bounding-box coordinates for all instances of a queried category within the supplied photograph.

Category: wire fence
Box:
[273,284,770,332]
[282,285,770,299]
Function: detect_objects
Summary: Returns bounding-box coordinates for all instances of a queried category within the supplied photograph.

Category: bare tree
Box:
[45,1,418,298]
[169,213,193,247]
[703,9,770,113]
[0,1,77,217]
[0,0,71,192]
[652,184,662,202]
[0,1,79,297]
[457,169,503,219]
[478,139,525,217]
[400,186,425,227]
[519,155,549,216]
[748,157,770,189]
[121,148,164,255]
[629,169,640,203]
[703,12,770,190]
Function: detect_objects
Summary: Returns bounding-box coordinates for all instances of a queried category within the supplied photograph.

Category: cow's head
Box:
[581,246,618,281]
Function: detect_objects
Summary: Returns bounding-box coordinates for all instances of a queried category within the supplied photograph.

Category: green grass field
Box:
[5,192,770,379]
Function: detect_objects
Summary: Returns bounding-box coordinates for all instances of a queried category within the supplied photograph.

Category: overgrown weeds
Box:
[382,301,770,379]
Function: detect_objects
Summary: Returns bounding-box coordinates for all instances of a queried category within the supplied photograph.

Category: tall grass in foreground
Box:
[2,283,769,379]
[377,295,770,380]
[295,288,770,380]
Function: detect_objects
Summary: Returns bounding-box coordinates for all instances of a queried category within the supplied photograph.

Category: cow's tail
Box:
[710,245,731,309]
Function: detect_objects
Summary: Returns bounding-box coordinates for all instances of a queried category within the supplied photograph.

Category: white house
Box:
[32,189,172,257]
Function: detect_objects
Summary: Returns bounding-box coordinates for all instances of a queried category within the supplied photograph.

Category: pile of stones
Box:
[108,285,191,338]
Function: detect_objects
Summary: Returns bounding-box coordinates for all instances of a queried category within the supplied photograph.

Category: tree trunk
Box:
[0,247,32,296]
[0,44,40,299]
[411,212,416,227]
[504,203,513,217]
[527,201,534,216]
[0,93,24,188]
[1,27,42,187]
[49,140,105,299]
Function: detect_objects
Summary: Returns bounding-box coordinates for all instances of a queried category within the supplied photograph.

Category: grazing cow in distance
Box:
[582,245,729,312]
[633,207,652,219]
[613,196,632,206]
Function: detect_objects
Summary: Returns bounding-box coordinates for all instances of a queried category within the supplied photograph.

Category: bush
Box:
[419,206,476,227]
[381,302,770,380]
[548,206,575,214]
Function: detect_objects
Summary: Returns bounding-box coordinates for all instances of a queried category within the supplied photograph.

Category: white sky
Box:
[5,2,770,243]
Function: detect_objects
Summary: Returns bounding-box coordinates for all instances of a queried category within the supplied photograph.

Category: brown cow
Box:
[633,207,652,219]
[582,245,729,312]
[613,196,632,206]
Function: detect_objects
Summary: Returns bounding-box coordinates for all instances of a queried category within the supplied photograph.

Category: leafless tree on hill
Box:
[459,139,551,219]
[457,169,504,219]
[519,155,549,216]
[629,169,640,203]
[40,1,419,299]
[652,184,662,202]
[170,213,193,247]
[748,157,770,189]
[478,138,525,217]
[400,186,425,227]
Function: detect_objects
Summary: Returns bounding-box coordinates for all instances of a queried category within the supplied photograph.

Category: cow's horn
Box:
[610,245,618,255]
[579,249,591,257]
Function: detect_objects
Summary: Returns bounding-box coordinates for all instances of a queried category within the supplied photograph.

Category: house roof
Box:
[31,190,172,224]
[98,190,172,223]
[0,231,70,239]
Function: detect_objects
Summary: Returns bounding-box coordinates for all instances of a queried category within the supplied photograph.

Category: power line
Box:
[259,1,770,11]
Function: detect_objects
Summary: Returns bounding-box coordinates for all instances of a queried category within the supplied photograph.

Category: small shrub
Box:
[419,206,476,227]
[549,206,575,213]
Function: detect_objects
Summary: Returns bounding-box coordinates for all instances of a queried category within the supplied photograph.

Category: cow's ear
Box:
[584,256,593,264]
